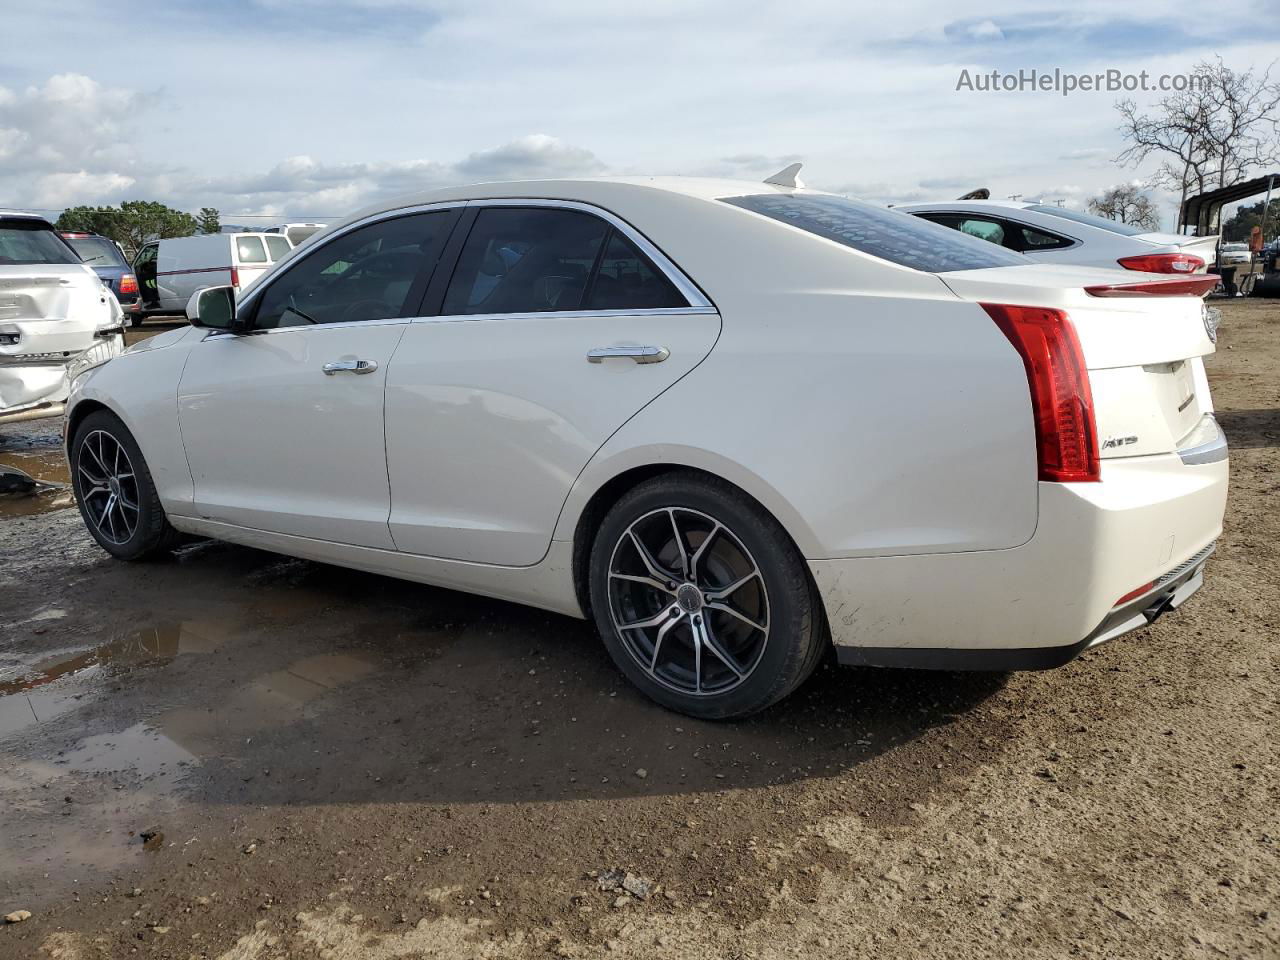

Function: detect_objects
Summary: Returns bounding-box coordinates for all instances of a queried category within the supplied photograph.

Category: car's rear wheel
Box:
[70,409,180,560]
[588,472,826,719]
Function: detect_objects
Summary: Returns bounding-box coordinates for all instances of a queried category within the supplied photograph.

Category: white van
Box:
[133,233,292,319]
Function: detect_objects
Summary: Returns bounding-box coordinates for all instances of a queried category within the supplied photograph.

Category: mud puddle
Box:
[0,442,73,519]
[0,622,226,738]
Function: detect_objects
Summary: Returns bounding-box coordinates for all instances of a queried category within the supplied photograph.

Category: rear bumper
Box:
[835,543,1212,670]
[813,452,1228,670]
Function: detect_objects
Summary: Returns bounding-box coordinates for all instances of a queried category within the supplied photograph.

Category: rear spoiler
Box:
[1084,275,1220,298]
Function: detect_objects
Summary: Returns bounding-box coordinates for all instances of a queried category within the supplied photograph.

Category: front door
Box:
[385,203,721,565]
[176,209,459,548]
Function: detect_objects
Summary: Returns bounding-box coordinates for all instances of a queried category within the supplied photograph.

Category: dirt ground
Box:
[1,305,1277,960]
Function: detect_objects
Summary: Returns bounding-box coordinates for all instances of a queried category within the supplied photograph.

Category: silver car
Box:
[895,200,1219,276]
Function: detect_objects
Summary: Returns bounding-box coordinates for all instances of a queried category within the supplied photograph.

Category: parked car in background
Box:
[264,222,327,247]
[0,212,124,424]
[896,200,1220,275]
[64,174,1228,718]
[59,231,140,317]
[1217,242,1251,267]
[133,232,293,320]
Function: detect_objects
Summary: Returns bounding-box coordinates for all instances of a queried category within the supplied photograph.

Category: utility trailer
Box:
[1179,173,1279,297]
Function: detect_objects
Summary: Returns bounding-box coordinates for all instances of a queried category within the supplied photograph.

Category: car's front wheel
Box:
[588,472,826,719]
[70,409,180,560]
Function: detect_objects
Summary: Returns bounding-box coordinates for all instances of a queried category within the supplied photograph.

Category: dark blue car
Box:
[59,232,142,326]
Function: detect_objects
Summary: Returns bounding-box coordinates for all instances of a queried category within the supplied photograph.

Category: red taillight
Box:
[1114,581,1156,606]
[1085,275,1219,298]
[118,273,138,295]
[230,266,240,288]
[981,303,1101,484]
[1116,253,1204,274]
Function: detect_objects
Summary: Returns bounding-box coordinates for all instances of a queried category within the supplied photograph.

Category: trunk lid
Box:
[1135,232,1220,268]
[941,264,1216,460]
[0,265,119,358]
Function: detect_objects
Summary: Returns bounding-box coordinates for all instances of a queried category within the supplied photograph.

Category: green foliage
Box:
[196,207,221,235]
[55,201,198,257]
[1221,198,1280,242]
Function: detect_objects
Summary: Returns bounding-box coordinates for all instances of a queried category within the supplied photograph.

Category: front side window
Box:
[236,236,268,264]
[251,211,452,329]
[264,235,291,261]
[722,194,1025,272]
[0,219,80,265]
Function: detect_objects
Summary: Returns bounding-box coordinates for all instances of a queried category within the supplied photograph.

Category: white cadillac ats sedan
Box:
[63,175,1229,718]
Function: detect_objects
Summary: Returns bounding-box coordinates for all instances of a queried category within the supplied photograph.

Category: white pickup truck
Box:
[0,212,125,425]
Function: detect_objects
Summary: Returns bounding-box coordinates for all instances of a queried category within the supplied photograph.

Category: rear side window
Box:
[287,226,323,245]
[0,219,80,265]
[721,194,1025,272]
[236,236,268,263]
[1027,204,1146,237]
[443,208,609,315]
[442,207,689,315]
[586,231,686,310]
[916,213,1075,254]
[264,235,291,261]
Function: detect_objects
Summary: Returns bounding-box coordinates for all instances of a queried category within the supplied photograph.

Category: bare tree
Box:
[1115,57,1280,224]
[1088,184,1161,230]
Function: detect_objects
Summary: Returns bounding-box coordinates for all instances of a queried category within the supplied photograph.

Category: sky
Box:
[2,0,1277,230]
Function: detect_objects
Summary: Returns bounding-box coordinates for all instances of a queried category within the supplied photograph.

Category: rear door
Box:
[384,201,721,565]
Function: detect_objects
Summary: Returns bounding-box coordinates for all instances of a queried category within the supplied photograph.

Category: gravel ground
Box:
[0,304,1277,959]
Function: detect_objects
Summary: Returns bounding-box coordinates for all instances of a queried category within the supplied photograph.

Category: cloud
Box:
[962,19,1005,42]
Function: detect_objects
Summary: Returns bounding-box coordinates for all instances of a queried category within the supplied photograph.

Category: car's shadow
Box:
[1217,407,1280,450]
[5,533,1011,811]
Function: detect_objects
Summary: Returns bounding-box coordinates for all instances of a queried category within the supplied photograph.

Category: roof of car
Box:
[339,176,819,229]
[0,209,55,225]
[894,199,1035,212]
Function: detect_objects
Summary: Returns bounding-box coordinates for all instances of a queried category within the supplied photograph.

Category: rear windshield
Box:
[264,235,292,261]
[65,236,127,267]
[721,194,1025,272]
[0,219,81,265]
[286,225,323,245]
[1027,204,1146,236]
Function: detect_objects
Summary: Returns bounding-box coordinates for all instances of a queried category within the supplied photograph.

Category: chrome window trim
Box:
[412,305,718,325]
[234,200,470,316]
[202,316,411,340]
[237,197,712,320]
[909,209,1083,252]
[462,198,712,309]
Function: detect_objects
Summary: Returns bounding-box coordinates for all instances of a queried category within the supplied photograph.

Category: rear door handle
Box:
[586,345,669,364]
[322,359,379,375]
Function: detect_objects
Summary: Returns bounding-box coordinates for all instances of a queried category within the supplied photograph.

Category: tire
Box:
[129,312,145,329]
[588,472,826,719]
[70,409,181,560]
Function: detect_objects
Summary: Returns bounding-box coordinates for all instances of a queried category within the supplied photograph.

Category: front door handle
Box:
[322,359,379,376]
[586,345,669,365]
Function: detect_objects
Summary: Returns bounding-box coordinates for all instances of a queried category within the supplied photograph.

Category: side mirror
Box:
[186,285,237,330]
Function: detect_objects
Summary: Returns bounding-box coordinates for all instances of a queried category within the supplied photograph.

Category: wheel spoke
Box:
[609,571,675,595]
[696,617,744,678]
[706,600,768,634]
[704,569,760,602]
[618,604,681,631]
[688,522,721,581]
[628,530,676,585]
[649,613,682,671]
[83,438,109,477]
[667,509,690,577]
[691,618,704,693]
